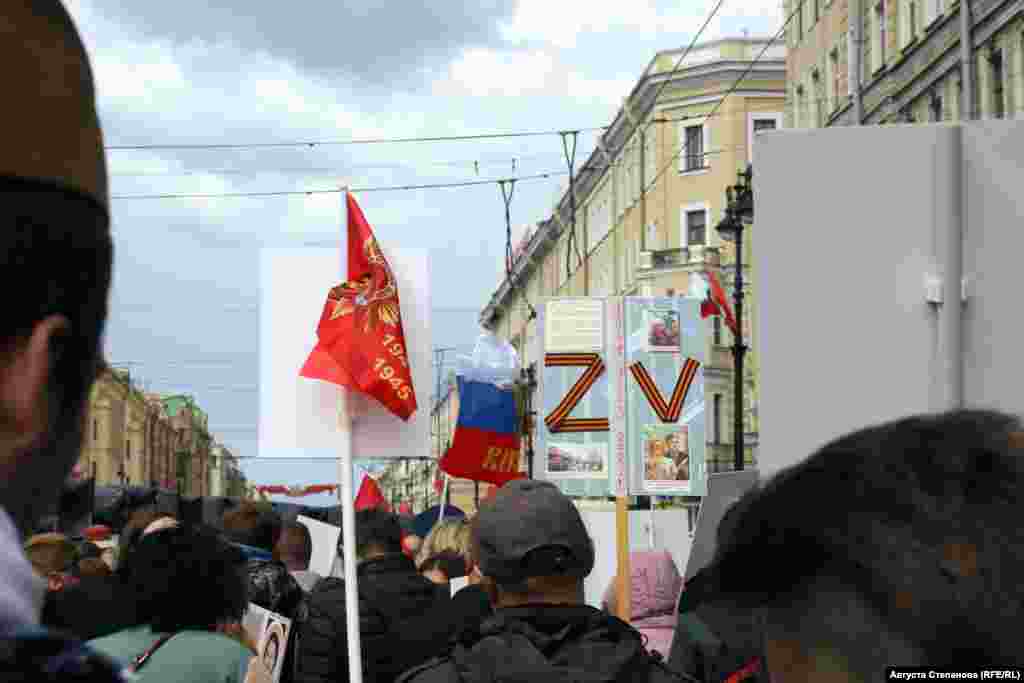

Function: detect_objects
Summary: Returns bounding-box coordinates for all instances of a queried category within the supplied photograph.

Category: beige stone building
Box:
[786,0,1024,126]
[79,369,178,488]
[77,368,238,498]
[161,394,212,497]
[479,37,787,473]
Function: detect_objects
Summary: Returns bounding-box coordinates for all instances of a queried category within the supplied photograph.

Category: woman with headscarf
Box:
[602,550,684,657]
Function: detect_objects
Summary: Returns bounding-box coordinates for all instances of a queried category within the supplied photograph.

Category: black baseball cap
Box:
[474,479,595,586]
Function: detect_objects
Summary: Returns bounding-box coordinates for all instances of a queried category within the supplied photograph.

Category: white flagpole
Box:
[336,187,364,683]
[438,474,449,524]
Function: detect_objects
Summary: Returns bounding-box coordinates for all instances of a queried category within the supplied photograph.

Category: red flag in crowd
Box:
[398,501,412,516]
[700,270,738,335]
[354,474,389,511]
[300,193,419,421]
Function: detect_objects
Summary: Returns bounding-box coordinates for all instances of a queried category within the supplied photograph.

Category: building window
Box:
[126,440,131,459]
[713,394,722,444]
[713,316,722,346]
[685,210,707,247]
[686,506,698,535]
[990,49,1005,119]
[829,48,840,112]
[749,113,782,162]
[874,1,887,72]
[909,0,917,40]
[683,125,704,172]
[93,419,98,442]
[930,91,943,121]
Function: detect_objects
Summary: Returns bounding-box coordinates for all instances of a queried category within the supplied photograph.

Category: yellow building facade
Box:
[786,0,1024,127]
[480,37,787,472]
[77,369,238,497]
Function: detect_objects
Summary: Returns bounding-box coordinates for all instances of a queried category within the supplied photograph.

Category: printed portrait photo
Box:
[644,426,689,484]
[647,310,681,352]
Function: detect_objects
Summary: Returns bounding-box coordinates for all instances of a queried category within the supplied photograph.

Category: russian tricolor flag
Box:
[439,377,525,486]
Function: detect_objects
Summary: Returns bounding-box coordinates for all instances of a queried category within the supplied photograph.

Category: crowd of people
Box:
[1,1,1023,681]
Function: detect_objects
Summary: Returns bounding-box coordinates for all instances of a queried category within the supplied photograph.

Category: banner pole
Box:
[438,475,449,524]
[337,393,363,683]
[335,186,364,683]
[608,296,631,622]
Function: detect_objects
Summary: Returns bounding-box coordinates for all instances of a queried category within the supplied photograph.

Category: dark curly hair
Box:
[121,523,247,633]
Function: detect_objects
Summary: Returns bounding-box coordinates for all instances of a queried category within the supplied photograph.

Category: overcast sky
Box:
[67,0,781,504]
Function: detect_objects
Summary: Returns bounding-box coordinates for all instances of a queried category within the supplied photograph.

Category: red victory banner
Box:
[699,270,738,335]
[300,193,419,421]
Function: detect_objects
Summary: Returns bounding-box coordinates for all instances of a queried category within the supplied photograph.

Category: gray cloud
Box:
[84,1,516,89]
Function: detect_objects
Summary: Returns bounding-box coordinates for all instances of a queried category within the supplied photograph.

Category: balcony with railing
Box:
[636,246,721,277]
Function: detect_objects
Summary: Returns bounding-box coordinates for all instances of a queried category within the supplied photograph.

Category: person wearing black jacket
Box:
[398,480,691,683]
[295,509,452,683]
[222,502,305,620]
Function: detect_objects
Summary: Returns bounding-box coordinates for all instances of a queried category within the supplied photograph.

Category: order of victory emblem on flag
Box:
[300,193,419,421]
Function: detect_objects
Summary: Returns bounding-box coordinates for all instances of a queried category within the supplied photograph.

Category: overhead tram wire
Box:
[109,171,567,200]
[643,0,802,195]
[562,0,728,200]
[105,127,609,151]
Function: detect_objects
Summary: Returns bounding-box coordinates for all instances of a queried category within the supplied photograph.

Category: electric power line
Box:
[566,0,729,197]
[643,4,800,195]
[106,127,608,151]
[109,152,566,177]
[109,171,567,200]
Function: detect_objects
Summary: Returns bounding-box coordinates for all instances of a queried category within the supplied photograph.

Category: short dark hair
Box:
[705,410,1024,665]
[122,524,247,632]
[0,183,111,523]
[419,551,469,580]
[277,521,313,568]
[222,502,282,552]
[355,509,402,559]
[116,510,169,573]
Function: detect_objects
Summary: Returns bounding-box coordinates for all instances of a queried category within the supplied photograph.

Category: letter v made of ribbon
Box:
[629,358,700,422]
[544,353,609,433]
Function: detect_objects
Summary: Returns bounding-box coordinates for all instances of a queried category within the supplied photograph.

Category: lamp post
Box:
[714,165,754,471]
[521,363,537,479]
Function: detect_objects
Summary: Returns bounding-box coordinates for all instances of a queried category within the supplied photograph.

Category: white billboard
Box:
[259,246,431,459]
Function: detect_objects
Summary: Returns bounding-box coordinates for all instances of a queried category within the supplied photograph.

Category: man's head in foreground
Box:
[700,410,1024,680]
[0,1,112,535]
[473,479,594,607]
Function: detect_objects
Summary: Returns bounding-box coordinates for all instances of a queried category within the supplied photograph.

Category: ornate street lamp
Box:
[713,165,754,471]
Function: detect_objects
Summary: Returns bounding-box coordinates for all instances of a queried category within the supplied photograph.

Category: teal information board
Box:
[624,297,706,496]
[536,296,708,497]
[536,298,616,497]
